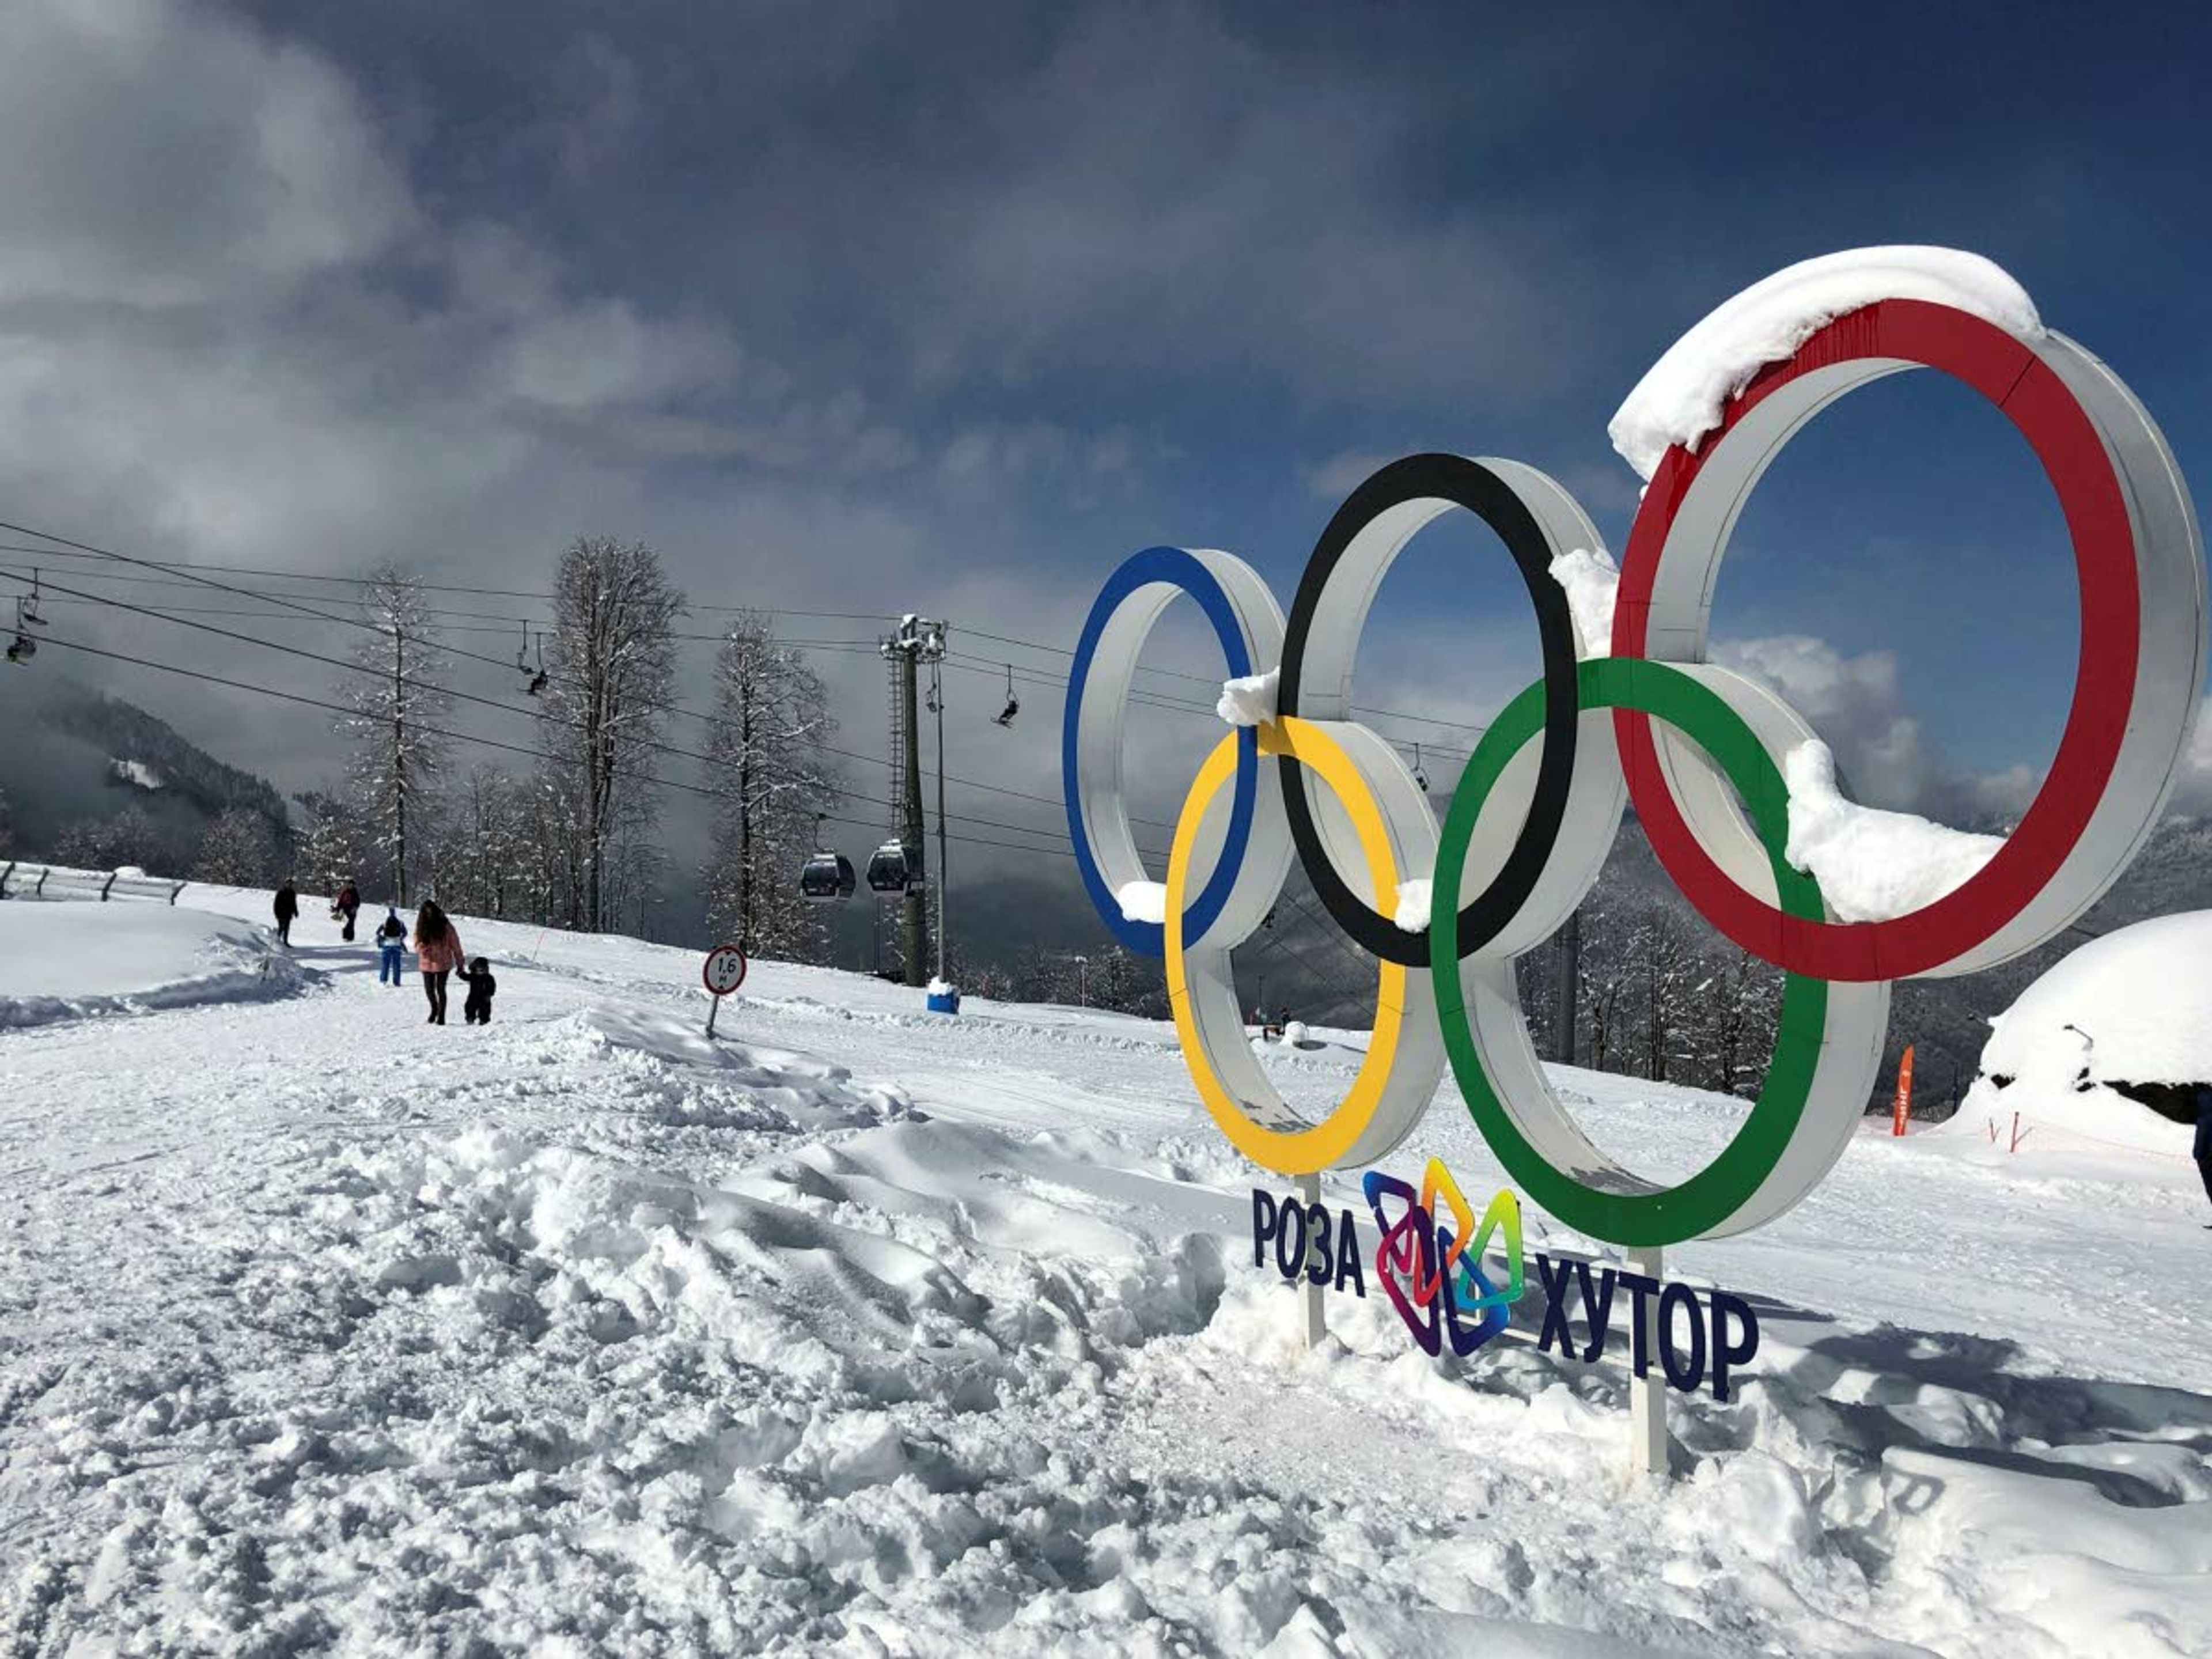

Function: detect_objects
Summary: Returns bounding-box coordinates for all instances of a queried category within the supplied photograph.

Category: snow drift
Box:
[1952,911,2211,1154]
[0,903,306,1029]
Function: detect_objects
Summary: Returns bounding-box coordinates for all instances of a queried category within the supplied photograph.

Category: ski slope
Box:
[1,889,2207,1657]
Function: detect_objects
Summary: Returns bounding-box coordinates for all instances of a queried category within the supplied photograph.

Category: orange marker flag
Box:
[1891,1044,1915,1137]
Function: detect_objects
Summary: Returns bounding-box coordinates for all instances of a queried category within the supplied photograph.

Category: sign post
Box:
[1891,1044,1915,1137]
[702,944,747,1038]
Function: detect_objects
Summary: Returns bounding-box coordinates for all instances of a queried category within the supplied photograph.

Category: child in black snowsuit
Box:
[458,957,497,1025]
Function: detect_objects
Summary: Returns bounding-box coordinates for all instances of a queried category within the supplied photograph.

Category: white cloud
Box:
[1304,449,1402,501]
[0,0,414,307]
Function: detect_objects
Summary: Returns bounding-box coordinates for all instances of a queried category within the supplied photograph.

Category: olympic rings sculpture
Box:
[1063,297,2206,1248]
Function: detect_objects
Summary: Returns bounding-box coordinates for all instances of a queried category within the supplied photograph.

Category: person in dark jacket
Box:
[272,880,298,946]
[334,882,361,942]
[457,957,497,1025]
[2194,1085,2212,1222]
[376,907,407,986]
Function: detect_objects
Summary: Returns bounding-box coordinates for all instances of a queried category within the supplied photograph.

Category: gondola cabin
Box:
[800,850,857,902]
[866,839,918,894]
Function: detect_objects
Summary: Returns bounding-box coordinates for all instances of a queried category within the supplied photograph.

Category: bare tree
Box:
[440,766,531,919]
[535,537,683,932]
[52,805,163,873]
[701,612,841,960]
[333,566,450,904]
[191,808,279,888]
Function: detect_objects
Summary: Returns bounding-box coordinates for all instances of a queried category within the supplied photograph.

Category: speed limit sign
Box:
[702,944,747,1035]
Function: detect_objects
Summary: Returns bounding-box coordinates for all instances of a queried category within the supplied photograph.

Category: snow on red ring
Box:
[1612,298,2142,982]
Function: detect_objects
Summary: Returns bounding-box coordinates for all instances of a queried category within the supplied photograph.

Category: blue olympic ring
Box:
[1062,546,1261,955]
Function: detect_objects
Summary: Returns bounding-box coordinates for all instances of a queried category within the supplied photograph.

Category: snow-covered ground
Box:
[2,888,2208,1656]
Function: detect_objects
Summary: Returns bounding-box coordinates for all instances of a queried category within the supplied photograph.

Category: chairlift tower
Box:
[880,616,947,987]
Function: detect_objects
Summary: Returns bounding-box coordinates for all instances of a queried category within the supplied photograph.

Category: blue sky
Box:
[5,0,2208,922]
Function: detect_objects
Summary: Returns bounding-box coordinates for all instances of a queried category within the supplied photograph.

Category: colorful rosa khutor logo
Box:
[1252,1160,1522,1357]
[1067,290,2203,1276]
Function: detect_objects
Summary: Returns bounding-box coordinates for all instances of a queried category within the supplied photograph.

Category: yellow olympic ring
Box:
[1165,717,1417,1173]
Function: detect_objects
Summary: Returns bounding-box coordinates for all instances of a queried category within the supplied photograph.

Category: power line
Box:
[22,632,1108,869]
[4,571,1107,849]
[3,560,1144,834]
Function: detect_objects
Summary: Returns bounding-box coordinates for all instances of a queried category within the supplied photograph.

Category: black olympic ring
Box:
[1276,453,1584,967]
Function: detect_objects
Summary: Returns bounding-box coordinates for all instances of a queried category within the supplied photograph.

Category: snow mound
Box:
[1215,667,1278,728]
[1784,740,2002,923]
[1609,247,2044,481]
[1392,877,1433,933]
[542,1006,916,1131]
[0,904,308,1029]
[1548,547,1620,658]
[1948,912,2212,1155]
[1116,880,1168,925]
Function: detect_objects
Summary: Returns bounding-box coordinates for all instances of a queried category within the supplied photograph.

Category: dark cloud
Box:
[6,0,2210,944]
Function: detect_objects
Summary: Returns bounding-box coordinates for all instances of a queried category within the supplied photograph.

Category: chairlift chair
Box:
[993,663,1020,728]
[5,597,34,665]
[866,839,915,893]
[1411,741,1430,795]
[520,626,548,696]
[18,572,44,630]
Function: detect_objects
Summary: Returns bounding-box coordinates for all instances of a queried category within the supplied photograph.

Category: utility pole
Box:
[392,625,406,906]
[931,654,949,985]
[881,616,946,988]
[1552,906,1580,1066]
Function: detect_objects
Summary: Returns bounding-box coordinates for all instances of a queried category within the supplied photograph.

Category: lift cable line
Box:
[2,566,1168,836]
[21,632,1119,870]
[1,573,1104,851]
[9,531,1476,739]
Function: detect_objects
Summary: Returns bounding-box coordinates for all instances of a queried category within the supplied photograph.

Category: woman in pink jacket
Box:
[413,900,464,1025]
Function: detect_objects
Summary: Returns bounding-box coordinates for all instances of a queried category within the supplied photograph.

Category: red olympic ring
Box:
[1613,299,2142,982]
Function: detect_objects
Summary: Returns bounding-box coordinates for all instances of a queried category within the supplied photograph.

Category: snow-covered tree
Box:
[700,612,840,961]
[439,766,531,919]
[535,537,683,933]
[52,805,162,873]
[191,807,279,888]
[294,790,377,897]
[333,566,450,905]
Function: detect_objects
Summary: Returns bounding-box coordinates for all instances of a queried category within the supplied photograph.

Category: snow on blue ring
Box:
[1063,546,1259,956]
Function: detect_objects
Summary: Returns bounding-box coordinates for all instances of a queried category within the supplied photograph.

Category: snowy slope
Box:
[0,903,306,1029]
[1,890,2208,1656]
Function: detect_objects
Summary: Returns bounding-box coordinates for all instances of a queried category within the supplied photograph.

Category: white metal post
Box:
[1296,1172,1325,1349]
[1627,1243,1667,1479]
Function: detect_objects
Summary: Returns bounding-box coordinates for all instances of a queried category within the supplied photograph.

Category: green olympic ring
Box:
[1431,658,1830,1245]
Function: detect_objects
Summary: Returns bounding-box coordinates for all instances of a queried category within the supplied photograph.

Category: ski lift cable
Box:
[23,632,1111,868]
[0,537,897,621]
[1,518,1480,744]
[6,575,1099,847]
[0,529,1185,827]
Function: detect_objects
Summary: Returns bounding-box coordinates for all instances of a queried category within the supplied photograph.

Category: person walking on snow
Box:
[2194,1084,2212,1225]
[334,881,361,942]
[457,957,497,1025]
[413,900,463,1025]
[272,880,298,946]
[376,906,407,986]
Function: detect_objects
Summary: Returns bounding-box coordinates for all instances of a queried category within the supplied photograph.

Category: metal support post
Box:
[1627,1243,1667,1479]
[1296,1172,1325,1349]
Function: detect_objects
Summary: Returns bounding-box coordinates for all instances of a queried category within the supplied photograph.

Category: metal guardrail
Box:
[0,861,187,904]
